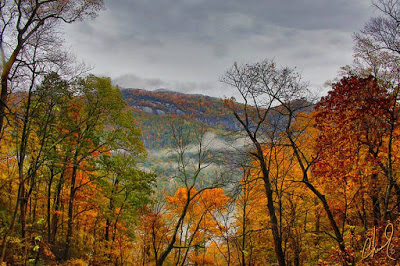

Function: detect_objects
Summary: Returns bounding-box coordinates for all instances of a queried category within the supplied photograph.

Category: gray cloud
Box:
[63,0,375,98]
[113,73,233,98]
[104,0,370,36]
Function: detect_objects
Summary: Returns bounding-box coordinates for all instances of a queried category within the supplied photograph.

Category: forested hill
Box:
[121,88,237,149]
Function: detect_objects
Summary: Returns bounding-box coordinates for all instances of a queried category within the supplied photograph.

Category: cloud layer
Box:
[63,0,373,98]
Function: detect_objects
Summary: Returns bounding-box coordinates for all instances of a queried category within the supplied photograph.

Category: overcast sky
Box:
[63,0,374,98]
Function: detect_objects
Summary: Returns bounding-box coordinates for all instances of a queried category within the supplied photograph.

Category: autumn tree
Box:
[234,169,266,265]
[230,142,317,265]
[315,75,400,224]
[351,0,400,225]
[207,194,236,265]
[58,75,149,260]
[165,187,230,265]
[135,200,170,264]
[0,71,153,264]
[155,119,228,265]
[221,59,355,265]
[0,67,74,263]
[220,59,309,266]
[0,0,104,139]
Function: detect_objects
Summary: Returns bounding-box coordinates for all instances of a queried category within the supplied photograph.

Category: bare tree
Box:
[221,59,352,265]
[353,0,400,81]
[221,59,303,266]
[0,0,104,139]
[156,119,227,266]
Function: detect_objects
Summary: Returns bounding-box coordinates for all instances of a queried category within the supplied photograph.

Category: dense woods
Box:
[1,0,400,265]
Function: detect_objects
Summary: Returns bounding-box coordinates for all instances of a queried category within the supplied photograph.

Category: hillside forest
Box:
[1,0,400,265]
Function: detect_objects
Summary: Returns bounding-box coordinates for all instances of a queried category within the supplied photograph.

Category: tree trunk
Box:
[304,181,351,265]
[0,70,9,138]
[241,187,247,266]
[156,190,191,266]
[255,144,286,266]
[0,44,21,139]
[371,195,381,227]
[261,174,286,266]
[47,168,55,243]
[64,152,79,260]
[51,167,67,244]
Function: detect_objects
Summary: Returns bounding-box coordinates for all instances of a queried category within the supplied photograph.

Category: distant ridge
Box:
[120,88,237,149]
[153,88,183,94]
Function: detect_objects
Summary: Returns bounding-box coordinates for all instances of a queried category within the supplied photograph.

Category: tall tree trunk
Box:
[241,187,248,266]
[255,142,285,266]
[151,218,159,262]
[64,151,79,260]
[47,167,55,243]
[261,173,286,266]
[105,219,110,242]
[51,166,67,244]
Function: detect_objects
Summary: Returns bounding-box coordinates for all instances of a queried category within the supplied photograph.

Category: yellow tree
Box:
[165,187,230,265]
[155,119,228,265]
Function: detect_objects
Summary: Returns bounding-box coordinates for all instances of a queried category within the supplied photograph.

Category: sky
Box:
[63,0,374,99]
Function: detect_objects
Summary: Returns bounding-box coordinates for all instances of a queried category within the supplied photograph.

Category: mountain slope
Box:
[121,88,237,149]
